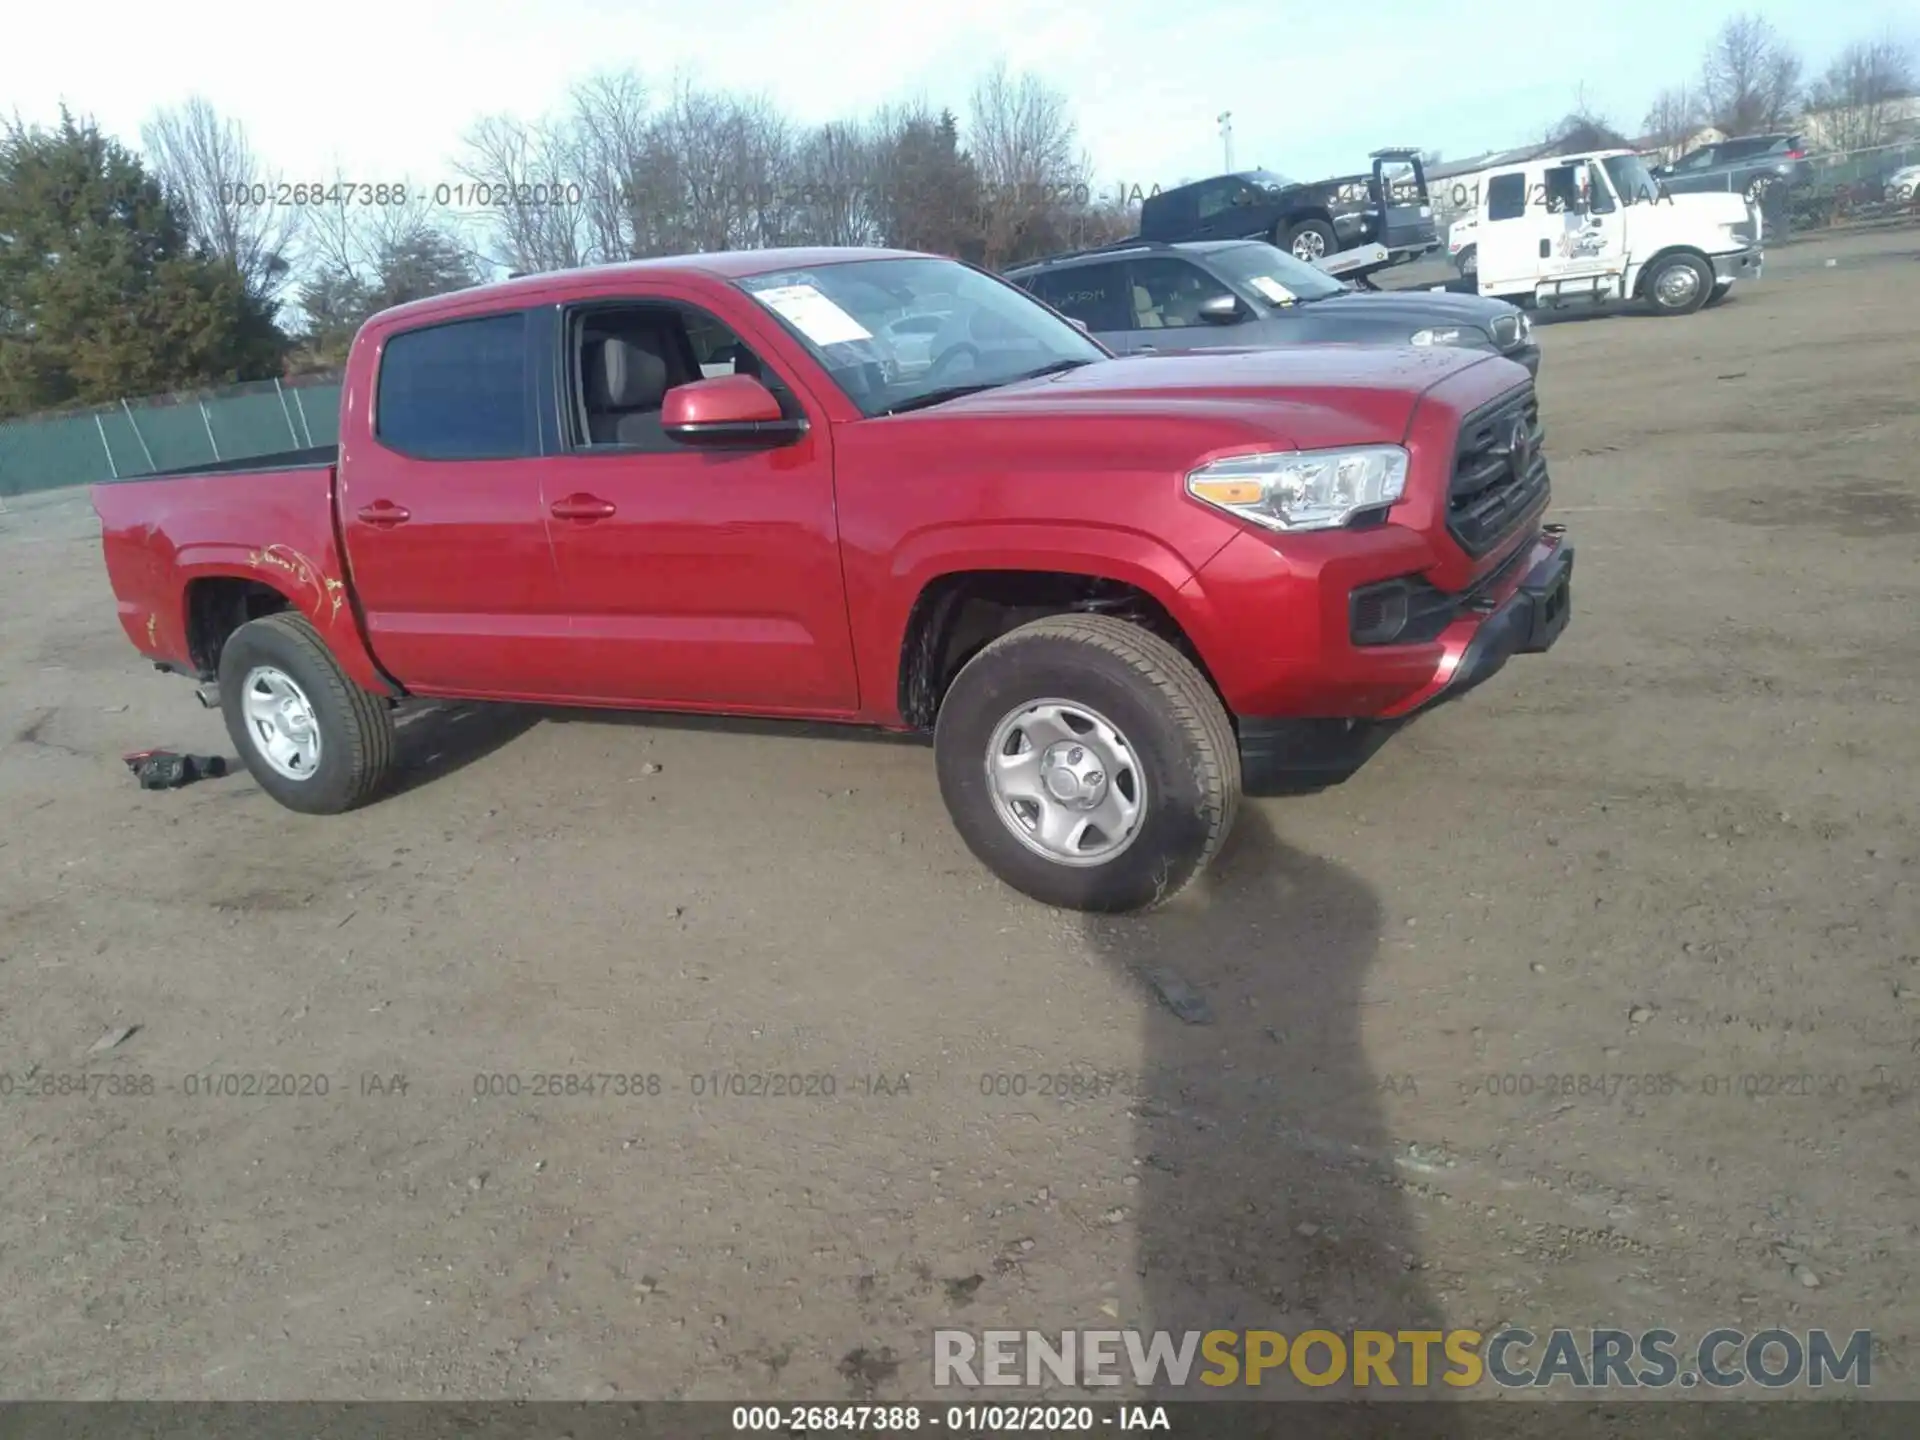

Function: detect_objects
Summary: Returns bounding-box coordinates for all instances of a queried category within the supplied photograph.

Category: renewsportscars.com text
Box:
[933,1327,1872,1390]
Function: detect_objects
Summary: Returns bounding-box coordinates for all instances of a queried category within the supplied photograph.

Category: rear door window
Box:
[376,313,532,460]
[1023,264,1132,331]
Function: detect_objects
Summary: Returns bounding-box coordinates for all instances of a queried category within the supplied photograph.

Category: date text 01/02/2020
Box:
[215,181,589,209]
[729,1404,1168,1431]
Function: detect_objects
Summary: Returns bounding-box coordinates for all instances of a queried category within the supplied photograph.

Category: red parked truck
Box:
[91,247,1571,912]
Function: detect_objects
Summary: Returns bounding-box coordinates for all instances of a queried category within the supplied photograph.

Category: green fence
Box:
[0,374,342,498]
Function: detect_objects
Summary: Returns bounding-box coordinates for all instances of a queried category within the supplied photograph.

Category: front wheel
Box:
[219,612,396,814]
[1455,244,1477,277]
[933,615,1241,912]
[1644,253,1713,316]
[1706,281,1733,307]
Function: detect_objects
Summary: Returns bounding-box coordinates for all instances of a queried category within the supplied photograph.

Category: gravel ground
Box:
[1,226,1916,1406]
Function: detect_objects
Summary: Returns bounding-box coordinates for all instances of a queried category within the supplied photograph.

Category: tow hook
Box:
[193,683,221,709]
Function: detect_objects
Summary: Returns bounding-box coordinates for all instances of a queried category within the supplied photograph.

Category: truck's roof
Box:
[374,246,929,327]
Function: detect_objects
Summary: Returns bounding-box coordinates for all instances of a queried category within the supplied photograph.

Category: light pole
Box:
[1217,111,1233,172]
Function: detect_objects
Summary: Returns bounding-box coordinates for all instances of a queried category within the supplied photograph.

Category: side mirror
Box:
[661,375,806,448]
[1198,294,1244,324]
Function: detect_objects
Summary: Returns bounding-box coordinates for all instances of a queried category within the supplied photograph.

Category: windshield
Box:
[1603,153,1663,206]
[1208,241,1347,305]
[736,257,1105,417]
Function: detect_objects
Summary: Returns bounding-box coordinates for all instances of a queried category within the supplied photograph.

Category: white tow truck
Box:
[1444,148,1761,316]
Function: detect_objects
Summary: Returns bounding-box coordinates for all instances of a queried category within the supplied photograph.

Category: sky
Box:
[5,0,1915,202]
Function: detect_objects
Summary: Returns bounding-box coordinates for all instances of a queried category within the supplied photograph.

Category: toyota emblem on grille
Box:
[1506,417,1532,474]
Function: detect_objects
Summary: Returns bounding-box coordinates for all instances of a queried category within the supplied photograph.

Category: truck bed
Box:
[89,456,387,693]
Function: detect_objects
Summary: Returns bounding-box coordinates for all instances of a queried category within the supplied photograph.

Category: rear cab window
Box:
[375,312,533,460]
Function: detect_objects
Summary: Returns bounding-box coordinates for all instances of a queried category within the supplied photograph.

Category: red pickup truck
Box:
[92,246,1571,912]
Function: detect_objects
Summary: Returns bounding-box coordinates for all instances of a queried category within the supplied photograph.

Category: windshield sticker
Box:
[1247,275,1295,305]
[751,284,873,346]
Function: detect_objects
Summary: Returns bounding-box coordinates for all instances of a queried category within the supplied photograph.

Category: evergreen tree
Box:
[0,109,287,420]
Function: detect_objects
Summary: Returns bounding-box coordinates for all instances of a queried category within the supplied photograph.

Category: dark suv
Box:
[1005,238,1539,375]
[1652,132,1812,206]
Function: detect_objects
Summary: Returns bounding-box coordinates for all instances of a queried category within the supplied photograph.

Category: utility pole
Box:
[1217,111,1234,172]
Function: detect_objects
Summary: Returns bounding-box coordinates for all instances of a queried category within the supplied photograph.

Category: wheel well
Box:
[1634,246,1713,297]
[896,570,1222,730]
[185,577,294,679]
[1279,209,1335,235]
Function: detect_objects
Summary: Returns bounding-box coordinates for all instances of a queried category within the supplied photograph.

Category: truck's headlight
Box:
[1410,326,1468,346]
[1186,446,1409,532]
[1516,311,1533,342]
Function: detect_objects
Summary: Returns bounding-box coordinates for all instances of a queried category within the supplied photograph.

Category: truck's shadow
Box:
[386,701,543,796]
[1080,804,1468,1425]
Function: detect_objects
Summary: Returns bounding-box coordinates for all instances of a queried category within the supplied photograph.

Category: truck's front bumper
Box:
[1231,531,1573,792]
[1714,246,1763,283]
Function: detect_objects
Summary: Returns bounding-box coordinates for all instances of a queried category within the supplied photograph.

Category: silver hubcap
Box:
[1292,230,1327,260]
[985,699,1145,867]
[1656,265,1700,307]
[241,665,322,781]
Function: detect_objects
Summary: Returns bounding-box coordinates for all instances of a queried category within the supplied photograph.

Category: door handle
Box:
[551,493,617,521]
[355,501,410,526]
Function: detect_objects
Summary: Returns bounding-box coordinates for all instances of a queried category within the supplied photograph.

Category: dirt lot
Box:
[2,228,1917,1406]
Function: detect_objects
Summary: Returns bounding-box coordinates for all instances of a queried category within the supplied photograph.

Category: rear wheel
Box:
[933,615,1240,912]
[1644,253,1712,316]
[1281,218,1337,263]
[219,612,396,814]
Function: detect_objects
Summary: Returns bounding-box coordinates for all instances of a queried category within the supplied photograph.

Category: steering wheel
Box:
[923,342,983,383]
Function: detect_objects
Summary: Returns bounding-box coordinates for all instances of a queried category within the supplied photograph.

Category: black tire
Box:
[1281,218,1337,263]
[933,614,1240,913]
[218,612,396,814]
[1643,252,1713,316]
[1455,244,1477,277]
[1706,281,1733,307]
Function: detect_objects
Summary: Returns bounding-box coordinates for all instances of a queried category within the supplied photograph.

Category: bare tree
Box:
[791,119,883,247]
[456,111,588,274]
[1808,33,1918,150]
[1701,14,1803,135]
[294,168,484,360]
[140,96,296,300]
[965,63,1093,266]
[1642,85,1701,157]
[566,70,654,261]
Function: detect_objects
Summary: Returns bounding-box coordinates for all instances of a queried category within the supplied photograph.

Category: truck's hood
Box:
[1273,288,1520,335]
[887,346,1502,453]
